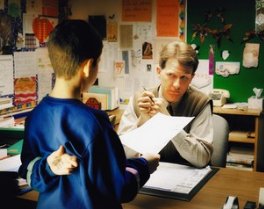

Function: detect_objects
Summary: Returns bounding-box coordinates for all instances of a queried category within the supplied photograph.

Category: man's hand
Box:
[137,90,156,116]
[151,97,170,116]
[137,90,169,127]
[47,146,78,175]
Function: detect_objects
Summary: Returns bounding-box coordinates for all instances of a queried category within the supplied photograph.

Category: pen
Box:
[143,87,155,103]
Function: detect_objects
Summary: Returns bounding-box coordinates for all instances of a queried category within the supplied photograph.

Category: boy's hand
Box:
[47,146,78,175]
[141,153,160,174]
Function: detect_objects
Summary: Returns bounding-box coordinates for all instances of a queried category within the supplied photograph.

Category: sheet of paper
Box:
[0,55,14,96]
[120,112,193,154]
[0,154,21,172]
[14,51,37,78]
[144,162,212,194]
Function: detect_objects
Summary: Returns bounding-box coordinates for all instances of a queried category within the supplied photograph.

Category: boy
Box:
[18,19,159,209]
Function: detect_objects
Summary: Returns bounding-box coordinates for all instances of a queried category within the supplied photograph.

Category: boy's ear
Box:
[156,67,161,76]
[82,59,94,78]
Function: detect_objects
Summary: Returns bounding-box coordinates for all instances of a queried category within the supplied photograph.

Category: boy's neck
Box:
[50,78,81,100]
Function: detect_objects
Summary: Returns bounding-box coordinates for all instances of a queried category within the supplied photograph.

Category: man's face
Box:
[157,58,194,103]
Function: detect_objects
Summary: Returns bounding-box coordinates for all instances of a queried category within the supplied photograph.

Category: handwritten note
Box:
[122,0,152,22]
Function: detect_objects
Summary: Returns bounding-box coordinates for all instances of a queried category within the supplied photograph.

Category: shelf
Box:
[228,131,255,144]
[213,106,264,171]
[213,106,262,116]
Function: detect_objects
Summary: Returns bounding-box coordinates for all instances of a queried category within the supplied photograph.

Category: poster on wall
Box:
[122,0,152,22]
[0,55,14,97]
[256,0,264,32]
[156,0,185,39]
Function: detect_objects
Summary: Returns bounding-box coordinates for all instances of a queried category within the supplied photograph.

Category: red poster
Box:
[157,0,179,37]
[122,0,152,22]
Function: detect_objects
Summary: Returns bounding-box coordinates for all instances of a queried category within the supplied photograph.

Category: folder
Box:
[7,139,23,155]
[140,162,218,201]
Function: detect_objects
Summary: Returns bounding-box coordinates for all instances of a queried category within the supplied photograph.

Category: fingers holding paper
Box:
[141,153,160,174]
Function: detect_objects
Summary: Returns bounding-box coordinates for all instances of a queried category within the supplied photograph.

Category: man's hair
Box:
[48,19,103,79]
[159,40,199,73]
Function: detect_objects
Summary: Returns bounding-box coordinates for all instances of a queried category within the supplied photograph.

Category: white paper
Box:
[191,59,213,95]
[0,154,21,172]
[36,47,53,102]
[14,51,37,78]
[0,55,14,96]
[144,162,212,194]
[120,113,193,154]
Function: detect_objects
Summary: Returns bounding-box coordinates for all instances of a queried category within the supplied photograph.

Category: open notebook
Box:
[140,162,218,201]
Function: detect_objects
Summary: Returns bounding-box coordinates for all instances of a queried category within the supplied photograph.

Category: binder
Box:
[140,162,219,201]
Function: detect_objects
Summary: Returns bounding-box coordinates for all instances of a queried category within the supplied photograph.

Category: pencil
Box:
[143,87,155,103]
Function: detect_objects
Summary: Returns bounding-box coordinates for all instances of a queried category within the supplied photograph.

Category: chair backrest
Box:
[211,114,229,167]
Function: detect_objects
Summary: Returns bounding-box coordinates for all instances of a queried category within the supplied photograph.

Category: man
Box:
[118,40,213,168]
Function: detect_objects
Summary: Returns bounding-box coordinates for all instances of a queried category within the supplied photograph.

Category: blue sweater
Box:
[18,96,150,209]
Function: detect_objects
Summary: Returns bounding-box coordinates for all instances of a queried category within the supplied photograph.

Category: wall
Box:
[187,0,264,103]
[68,0,185,101]
[70,0,264,103]
[69,0,156,101]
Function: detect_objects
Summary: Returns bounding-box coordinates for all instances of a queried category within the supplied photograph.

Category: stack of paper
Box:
[0,116,15,127]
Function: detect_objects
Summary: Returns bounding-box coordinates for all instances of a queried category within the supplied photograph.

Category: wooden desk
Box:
[18,168,264,209]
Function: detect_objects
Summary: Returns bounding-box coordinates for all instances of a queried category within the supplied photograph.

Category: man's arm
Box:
[117,96,139,136]
[171,104,213,168]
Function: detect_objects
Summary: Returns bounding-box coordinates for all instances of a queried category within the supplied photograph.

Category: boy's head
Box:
[48,19,103,80]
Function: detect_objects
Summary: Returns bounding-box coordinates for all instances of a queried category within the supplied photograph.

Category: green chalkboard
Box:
[187,0,264,103]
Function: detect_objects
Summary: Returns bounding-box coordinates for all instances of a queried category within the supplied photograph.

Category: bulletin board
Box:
[0,0,62,116]
[0,0,187,116]
[92,0,186,102]
[186,0,264,103]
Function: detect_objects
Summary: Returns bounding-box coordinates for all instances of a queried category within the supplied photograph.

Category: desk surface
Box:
[18,168,264,209]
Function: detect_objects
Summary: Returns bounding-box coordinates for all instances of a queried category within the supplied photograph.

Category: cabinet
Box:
[213,107,264,171]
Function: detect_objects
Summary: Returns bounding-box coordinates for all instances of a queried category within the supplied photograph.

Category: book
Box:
[7,139,23,155]
[82,92,108,110]
[88,86,119,110]
[140,162,218,201]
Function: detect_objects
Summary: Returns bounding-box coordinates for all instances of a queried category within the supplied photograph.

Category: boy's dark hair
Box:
[48,19,103,79]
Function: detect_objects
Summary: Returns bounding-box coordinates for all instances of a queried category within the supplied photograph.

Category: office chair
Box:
[210,114,229,167]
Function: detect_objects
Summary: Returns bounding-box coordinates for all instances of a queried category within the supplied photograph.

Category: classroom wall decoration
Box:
[0,0,62,115]
[256,0,264,32]
[69,0,185,102]
[191,8,233,48]
[187,0,264,103]
[0,0,185,105]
